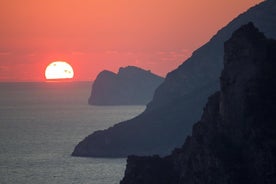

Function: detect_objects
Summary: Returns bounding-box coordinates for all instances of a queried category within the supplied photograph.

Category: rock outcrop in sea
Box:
[88,66,163,105]
[72,0,276,157]
[120,22,276,184]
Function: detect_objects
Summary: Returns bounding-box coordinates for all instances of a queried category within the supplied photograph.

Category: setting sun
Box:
[45,61,74,80]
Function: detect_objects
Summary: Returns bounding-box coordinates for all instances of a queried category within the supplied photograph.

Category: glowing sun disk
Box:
[45,61,74,80]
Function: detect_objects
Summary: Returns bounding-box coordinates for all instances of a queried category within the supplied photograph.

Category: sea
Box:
[0,82,145,184]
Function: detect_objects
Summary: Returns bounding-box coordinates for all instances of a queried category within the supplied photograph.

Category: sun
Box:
[45,61,74,80]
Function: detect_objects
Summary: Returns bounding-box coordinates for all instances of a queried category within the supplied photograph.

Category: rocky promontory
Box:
[120,22,276,184]
[88,66,164,105]
[72,0,276,157]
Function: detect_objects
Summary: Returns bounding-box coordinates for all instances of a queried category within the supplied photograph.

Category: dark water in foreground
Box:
[0,82,145,184]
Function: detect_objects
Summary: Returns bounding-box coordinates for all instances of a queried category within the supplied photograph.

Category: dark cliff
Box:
[120,23,276,184]
[88,66,163,105]
[72,0,276,157]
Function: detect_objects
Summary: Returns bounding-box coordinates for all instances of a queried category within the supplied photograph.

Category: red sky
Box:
[0,0,263,82]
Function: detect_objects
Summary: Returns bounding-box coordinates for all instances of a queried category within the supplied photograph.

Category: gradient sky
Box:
[0,0,263,82]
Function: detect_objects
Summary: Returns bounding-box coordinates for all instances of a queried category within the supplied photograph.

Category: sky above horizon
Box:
[0,0,263,82]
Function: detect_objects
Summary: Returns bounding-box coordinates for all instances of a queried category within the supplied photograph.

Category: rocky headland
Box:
[72,0,276,157]
[120,22,276,184]
[88,66,163,105]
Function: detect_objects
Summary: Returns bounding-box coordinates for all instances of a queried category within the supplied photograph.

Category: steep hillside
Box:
[72,0,276,157]
[121,22,276,184]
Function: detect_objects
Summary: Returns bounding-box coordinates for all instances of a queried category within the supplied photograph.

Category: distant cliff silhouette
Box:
[72,0,276,157]
[121,22,276,184]
[88,66,163,105]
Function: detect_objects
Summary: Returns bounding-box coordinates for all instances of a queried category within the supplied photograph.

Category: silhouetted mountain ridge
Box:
[120,22,276,184]
[72,0,276,157]
[88,66,163,105]
[147,0,276,111]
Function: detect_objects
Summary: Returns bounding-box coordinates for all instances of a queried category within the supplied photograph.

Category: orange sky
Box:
[0,0,263,82]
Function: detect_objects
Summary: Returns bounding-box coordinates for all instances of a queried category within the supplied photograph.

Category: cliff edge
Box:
[120,22,276,184]
[72,0,276,157]
[88,66,163,105]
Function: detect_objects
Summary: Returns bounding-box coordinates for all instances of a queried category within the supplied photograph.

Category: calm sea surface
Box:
[0,82,145,184]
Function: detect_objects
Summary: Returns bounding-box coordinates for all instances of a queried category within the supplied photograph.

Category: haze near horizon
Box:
[0,0,263,82]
